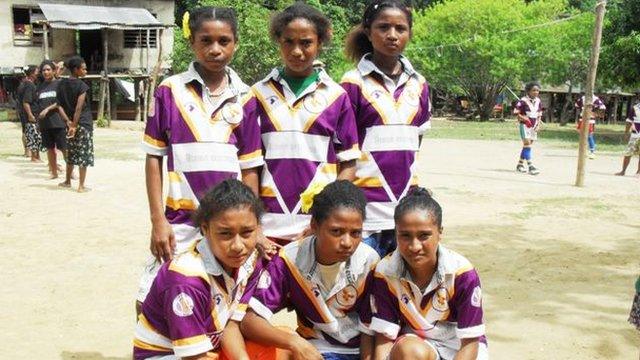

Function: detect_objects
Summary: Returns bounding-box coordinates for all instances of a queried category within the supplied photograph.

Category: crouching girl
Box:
[240,180,380,360]
[133,179,276,360]
[365,188,488,360]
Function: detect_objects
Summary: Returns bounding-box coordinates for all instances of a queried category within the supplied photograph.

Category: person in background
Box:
[16,65,41,162]
[513,82,544,175]
[36,59,67,179]
[575,93,606,159]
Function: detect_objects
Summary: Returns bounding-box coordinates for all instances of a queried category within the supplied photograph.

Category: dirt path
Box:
[0,121,638,359]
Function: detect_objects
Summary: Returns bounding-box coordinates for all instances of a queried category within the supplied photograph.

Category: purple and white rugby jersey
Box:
[362,244,487,358]
[245,68,360,240]
[341,55,431,232]
[134,240,265,359]
[141,63,263,249]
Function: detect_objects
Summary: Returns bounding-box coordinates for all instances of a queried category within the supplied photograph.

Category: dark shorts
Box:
[68,126,94,167]
[41,128,67,150]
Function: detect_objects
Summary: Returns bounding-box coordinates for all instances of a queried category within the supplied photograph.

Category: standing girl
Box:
[36,60,67,179]
[240,180,380,360]
[57,56,93,192]
[575,93,606,159]
[341,0,431,257]
[134,179,277,360]
[513,82,543,175]
[364,188,488,360]
[136,7,264,308]
[17,65,42,162]
[243,2,361,245]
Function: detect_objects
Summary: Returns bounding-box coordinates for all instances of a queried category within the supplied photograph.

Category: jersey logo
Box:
[220,102,243,124]
[432,287,449,312]
[471,286,482,307]
[213,293,224,306]
[257,271,272,290]
[172,292,195,317]
[335,284,358,308]
[303,92,328,114]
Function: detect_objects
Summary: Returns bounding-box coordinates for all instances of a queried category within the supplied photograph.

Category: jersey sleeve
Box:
[246,253,291,320]
[417,81,432,135]
[141,85,171,156]
[232,257,267,322]
[513,100,525,115]
[235,92,264,169]
[356,271,377,336]
[333,93,361,162]
[452,269,485,340]
[368,271,402,340]
[162,284,214,357]
[340,76,361,118]
[23,83,36,105]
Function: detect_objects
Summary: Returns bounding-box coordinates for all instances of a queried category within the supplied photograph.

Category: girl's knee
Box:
[390,336,437,360]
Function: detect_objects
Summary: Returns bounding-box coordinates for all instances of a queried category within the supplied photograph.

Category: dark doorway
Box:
[78,30,103,73]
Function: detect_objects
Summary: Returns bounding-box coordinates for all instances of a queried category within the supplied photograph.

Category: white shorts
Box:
[136,224,201,303]
[391,334,489,360]
[519,123,537,141]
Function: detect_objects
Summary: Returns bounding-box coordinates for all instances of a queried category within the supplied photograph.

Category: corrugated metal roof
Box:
[38,3,168,30]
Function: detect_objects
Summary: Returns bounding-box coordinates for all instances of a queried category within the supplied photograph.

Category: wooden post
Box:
[575,0,607,187]
[147,28,163,118]
[146,29,151,73]
[142,78,148,121]
[43,23,50,60]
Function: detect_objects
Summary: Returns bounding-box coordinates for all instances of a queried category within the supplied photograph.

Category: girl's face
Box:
[311,207,363,265]
[201,206,258,274]
[396,210,441,272]
[191,20,237,74]
[42,65,54,81]
[367,8,411,59]
[278,18,320,78]
[528,86,540,98]
[73,63,87,78]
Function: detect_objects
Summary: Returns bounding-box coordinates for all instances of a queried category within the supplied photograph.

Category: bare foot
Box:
[58,181,71,188]
[614,171,625,176]
[49,174,59,180]
[77,186,91,193]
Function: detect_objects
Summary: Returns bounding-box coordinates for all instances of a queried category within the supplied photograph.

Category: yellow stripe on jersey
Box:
[144,134,167,148]
[280,254,333,324]
[166,197,196,211]
[354,177,383,188]
[374,272,423,330]
[168,172,182,183]
[451,265,475,299]
[239,149,262,161]
[252,87,283,131]
[360,86,391,125]
[138,313,161,334]
[320,163,337,175]
[260,186,277,197]
[187,84,206,114]
[172,86,202,141]
[168,260,210,285]
[134,338,172,352]
[172,334,209,346]
[301,91,343,132]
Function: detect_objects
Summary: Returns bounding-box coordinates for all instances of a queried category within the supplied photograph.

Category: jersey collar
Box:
[181,61,249,97]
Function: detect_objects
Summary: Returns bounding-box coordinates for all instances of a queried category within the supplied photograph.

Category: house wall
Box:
[0,0,174,71]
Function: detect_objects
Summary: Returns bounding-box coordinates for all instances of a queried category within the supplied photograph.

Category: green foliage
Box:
[96,116,109,128]
[407,0,594,120]
[600,0,640,89]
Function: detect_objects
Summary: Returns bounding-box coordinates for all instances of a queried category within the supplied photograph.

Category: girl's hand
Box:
[38,110,47,120]
[28,114,36,123]
[289,336,323,360]
[295,226,314,241]
[67,126,77,138]
[150,218,176,262]
[256,232,280,260]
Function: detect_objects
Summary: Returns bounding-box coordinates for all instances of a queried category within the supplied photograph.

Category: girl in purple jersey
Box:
[513,82,544,175]
[364,188,487,360]
[342,0,431,257]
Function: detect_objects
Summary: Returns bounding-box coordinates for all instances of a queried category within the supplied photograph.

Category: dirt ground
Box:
[0,120,638,360]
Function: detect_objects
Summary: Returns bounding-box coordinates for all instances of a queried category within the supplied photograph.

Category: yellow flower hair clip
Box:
[182,11,191,39]
[300,182,328,214]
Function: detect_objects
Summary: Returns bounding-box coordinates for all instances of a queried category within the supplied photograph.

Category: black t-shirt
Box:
[16,80,37,123]
[36,80,65,129]
[57,78,92,130]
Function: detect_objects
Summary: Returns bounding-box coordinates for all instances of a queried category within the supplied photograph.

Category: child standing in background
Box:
[513,82,544,175]
[575,93,606,159]
[244,2,360,245]
[341,0,431,257]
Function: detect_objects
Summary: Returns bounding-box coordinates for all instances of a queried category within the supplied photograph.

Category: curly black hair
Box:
[192,179,264,226]
[188,6,238,40]
[345,0,412,62]
[394,187,442,228]
[310,180,367,224]
[269,2,332,44]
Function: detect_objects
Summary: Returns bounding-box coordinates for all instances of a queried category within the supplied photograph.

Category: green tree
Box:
[600,0,640,89]
[408,0,593,120]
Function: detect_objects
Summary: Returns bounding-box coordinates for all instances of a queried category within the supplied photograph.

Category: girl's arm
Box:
[38,103,57,120]
[71,92,87,128]
[373,333,394,360]
[145,154,175,262]
[240,310,323,360]
[453,337,479,360]
[219,321,250,360]
[57,106,71,127]
[359,334,374,360]
[240,167,259,196]
[23,102,36,123]
[182,353,217,360]
[337,160,356,181]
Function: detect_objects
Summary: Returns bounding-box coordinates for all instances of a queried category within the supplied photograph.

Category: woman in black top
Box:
[16,65,41,162]
[57,56,93,192]
[36,60,68,179]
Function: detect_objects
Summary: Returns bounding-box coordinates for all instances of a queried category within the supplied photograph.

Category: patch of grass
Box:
[429,119,628,152]
[509,196,622,220]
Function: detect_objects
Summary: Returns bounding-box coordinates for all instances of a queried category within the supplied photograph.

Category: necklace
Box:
[306,236,356,285]
[206,75,228,98]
